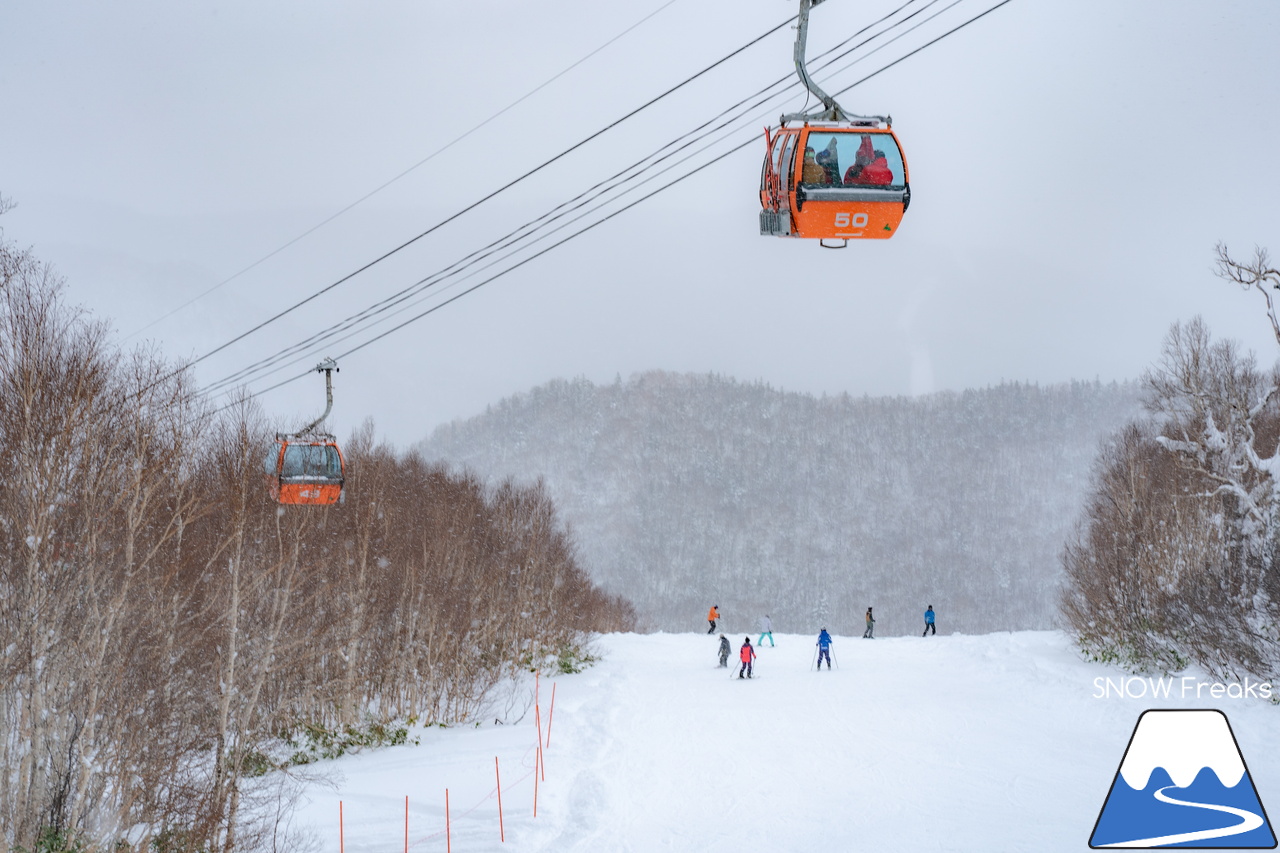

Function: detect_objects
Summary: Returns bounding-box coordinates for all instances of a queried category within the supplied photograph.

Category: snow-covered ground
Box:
[288,631,1280,852]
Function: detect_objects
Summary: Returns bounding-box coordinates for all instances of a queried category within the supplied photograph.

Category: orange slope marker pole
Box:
[533,748,540,818]
[546,683,557,748]
[496,756,505,842]
[535,704,545,781]
[446,788,451,853]
[339,801,344,853]
[404,796,408,853]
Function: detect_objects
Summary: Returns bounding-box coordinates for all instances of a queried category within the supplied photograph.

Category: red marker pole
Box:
[495,756,505,842]
[339,801,344,853]
[533,749,540,818]
[446,788,451,853]
[546,683,557,748]
[535,703,545,780]
[404,796,408,853]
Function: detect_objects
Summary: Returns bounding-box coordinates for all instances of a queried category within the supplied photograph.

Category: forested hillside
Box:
[418,371,1142,636]
[0,218,634,853]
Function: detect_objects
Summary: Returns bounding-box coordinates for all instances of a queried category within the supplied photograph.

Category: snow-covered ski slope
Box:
[290,631,1280,852]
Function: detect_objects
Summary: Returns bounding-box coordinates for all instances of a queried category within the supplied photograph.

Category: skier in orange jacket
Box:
[738,637,757,679]
[707,605,720,634]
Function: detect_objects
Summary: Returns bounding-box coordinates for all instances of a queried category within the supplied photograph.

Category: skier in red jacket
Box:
[738,637,757,679]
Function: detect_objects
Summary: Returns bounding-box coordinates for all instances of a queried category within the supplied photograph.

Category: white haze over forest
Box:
[417,371,1142,635]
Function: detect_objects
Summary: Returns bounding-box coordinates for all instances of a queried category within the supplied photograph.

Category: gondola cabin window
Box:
[280,444,342,481]
[800,132,905,188]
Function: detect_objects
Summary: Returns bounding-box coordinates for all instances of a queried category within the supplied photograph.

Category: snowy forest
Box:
[417,370,1142,636]
[1063,246,1280,684]
[0,217,634,853]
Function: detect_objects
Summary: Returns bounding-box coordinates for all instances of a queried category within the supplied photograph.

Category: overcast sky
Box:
[3,0,1279,447]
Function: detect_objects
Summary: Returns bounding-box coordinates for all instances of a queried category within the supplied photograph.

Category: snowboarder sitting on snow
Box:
[816,628,833,669]
[923,605,936,637]
[707,605,720,635]
[758,614,774,647]
[863,607,876,639]
[738,637,756,679]
[718,633,731,668]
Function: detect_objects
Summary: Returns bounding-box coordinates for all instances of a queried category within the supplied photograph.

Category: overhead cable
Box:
[201,0,941,393]
[208,0,1019,410]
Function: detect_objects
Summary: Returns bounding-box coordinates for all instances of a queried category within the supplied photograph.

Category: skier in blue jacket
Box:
[923,605,936,637]
[816,628,833,670]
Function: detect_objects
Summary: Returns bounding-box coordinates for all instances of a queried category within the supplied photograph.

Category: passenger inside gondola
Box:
[815,137,840,184]
[844,134,893,186]
[801,147,828,185]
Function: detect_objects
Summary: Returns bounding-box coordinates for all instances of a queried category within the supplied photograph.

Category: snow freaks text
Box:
[1092,676,1274,700]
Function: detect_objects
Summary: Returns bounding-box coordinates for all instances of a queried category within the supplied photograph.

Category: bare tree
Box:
[0,210,635,852]
[1216,243,1280,345]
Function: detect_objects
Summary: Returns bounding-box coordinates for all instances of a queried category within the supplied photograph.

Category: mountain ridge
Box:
[416,370,1143,634]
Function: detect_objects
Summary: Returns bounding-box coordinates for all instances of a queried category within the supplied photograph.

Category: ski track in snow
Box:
[289,631,1280,852]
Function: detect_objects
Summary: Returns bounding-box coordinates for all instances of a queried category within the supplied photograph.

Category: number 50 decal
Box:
[834,212,869,229]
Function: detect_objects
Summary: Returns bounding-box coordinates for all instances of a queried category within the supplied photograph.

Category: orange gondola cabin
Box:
[265,435,345,506]
[760,122,910,245]
[760,0,910,247]
[266,357,346,506]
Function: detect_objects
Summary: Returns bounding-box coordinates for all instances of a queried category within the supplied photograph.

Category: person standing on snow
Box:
[863,607,876,639]
[816,627,834,669]
[707,605,720,634]
[738,637,757,679]
[718,633,731,668]
[758,614,774,647]
[923,605,936,636]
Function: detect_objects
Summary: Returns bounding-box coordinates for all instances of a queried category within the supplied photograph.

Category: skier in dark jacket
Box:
[923,605,936,636]
[718,633,731,667]
[738,637,757,679]
[816,628,834,670]
[863,607,876,639]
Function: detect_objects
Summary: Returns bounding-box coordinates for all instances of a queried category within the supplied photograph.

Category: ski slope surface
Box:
[289,631,1280,852]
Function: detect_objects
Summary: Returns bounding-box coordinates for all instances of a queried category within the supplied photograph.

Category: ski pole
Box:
[831,648,839,669]
[810,646,818,671]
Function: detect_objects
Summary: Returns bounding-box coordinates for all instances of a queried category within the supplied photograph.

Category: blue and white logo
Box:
[1090,709,1276,848]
